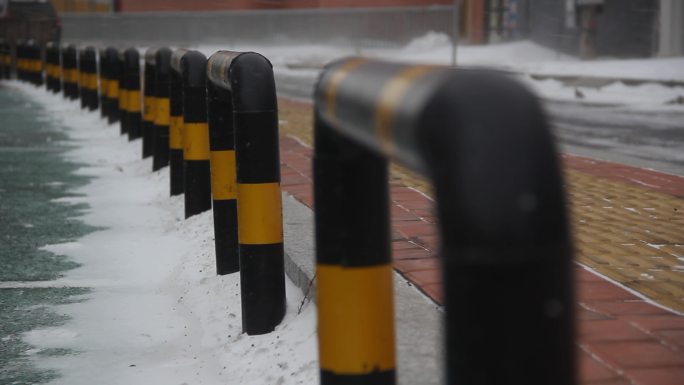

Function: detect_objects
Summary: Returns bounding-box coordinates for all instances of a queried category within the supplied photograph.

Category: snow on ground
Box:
[195,32,684,109]
[12,82,318,385]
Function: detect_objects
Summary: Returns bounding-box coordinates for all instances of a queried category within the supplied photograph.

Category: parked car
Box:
[0,0,61,47]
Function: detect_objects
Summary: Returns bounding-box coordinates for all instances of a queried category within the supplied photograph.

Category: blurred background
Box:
[41,0,683,58]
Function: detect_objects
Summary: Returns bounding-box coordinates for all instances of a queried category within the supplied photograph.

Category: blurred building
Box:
[52,0,111,12]
[50,0,682,57]
[520,0,683,58]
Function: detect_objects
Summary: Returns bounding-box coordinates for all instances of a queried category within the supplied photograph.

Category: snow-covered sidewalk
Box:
[14,82,318,385]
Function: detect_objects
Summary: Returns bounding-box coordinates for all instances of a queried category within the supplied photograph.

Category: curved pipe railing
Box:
[206,50,285,335]
[313,57,575,385]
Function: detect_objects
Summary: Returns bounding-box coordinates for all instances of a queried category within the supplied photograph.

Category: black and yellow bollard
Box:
[104,47,120,125]
[78,47,95,110]
[117,49,129,135]
[77,47,98,110]
[314,58,576,385]
[15,41,26,82]
[314,113,395,385]
[0,40,11,79]
[83,47,99,111]
[123,48,142,141]
[27,40,42,86]
[78,48,87,109]
[180,50,211,218]
[206,80,239,275]
[169,49,188,196]
[207,51,285,334]
[62,44,79,100]
[98,47,108,119]
[152,47,172,171]
[45,42,61,93]
[142,48,158,159]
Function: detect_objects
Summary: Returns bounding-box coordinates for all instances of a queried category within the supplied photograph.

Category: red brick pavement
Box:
[279,135,684,385]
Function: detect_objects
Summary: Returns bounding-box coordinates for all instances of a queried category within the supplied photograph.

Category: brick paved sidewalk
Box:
[277,98,684,385]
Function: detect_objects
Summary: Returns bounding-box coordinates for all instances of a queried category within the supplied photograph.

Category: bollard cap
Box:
[180,50,207,88]
[144,47,158,66]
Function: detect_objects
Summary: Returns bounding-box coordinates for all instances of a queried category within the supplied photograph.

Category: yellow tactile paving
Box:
[278,99,684,313]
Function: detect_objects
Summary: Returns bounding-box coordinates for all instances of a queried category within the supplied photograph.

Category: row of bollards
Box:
[5,42,287,338]
[3,41,576,385]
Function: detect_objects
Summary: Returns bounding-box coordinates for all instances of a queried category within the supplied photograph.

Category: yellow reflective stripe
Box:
[119,89,128,111]
[87,74,98,90]
[375,65,436,155]
[143,96,156,121]
[210,150,237,201]
[154,97,170,125]
[325,58,368,121]
[127,90,141,113]
[64,68,79,83]
[317,264,396,374]
[169,116,184,149]
[107,79,119,98]
[183,122,209,160]
[237,182,283,245]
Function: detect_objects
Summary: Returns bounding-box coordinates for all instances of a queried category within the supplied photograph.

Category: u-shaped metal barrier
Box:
[207,51,285,335]
[313,58,576,385]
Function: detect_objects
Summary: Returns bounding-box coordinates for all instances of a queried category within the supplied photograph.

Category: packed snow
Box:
[194,32,684,109]
[12,82,318,385]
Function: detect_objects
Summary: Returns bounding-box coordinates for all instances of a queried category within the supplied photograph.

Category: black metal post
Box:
[180,50,211,218]
[206,51,285,335]
[206,81,239,275]
[62,44,79,100]
[169,49,188,195]
[152,47,172,171]
[142,48,158,159]
[123,47,142,140]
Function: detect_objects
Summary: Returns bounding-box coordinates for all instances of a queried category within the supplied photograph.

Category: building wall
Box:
[52,0,111,12]
[116,0,453,12]
[526,0,659,58]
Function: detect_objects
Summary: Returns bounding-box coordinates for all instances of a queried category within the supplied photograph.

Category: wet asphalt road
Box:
[0,83,94,384]
[275,70,684,176]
